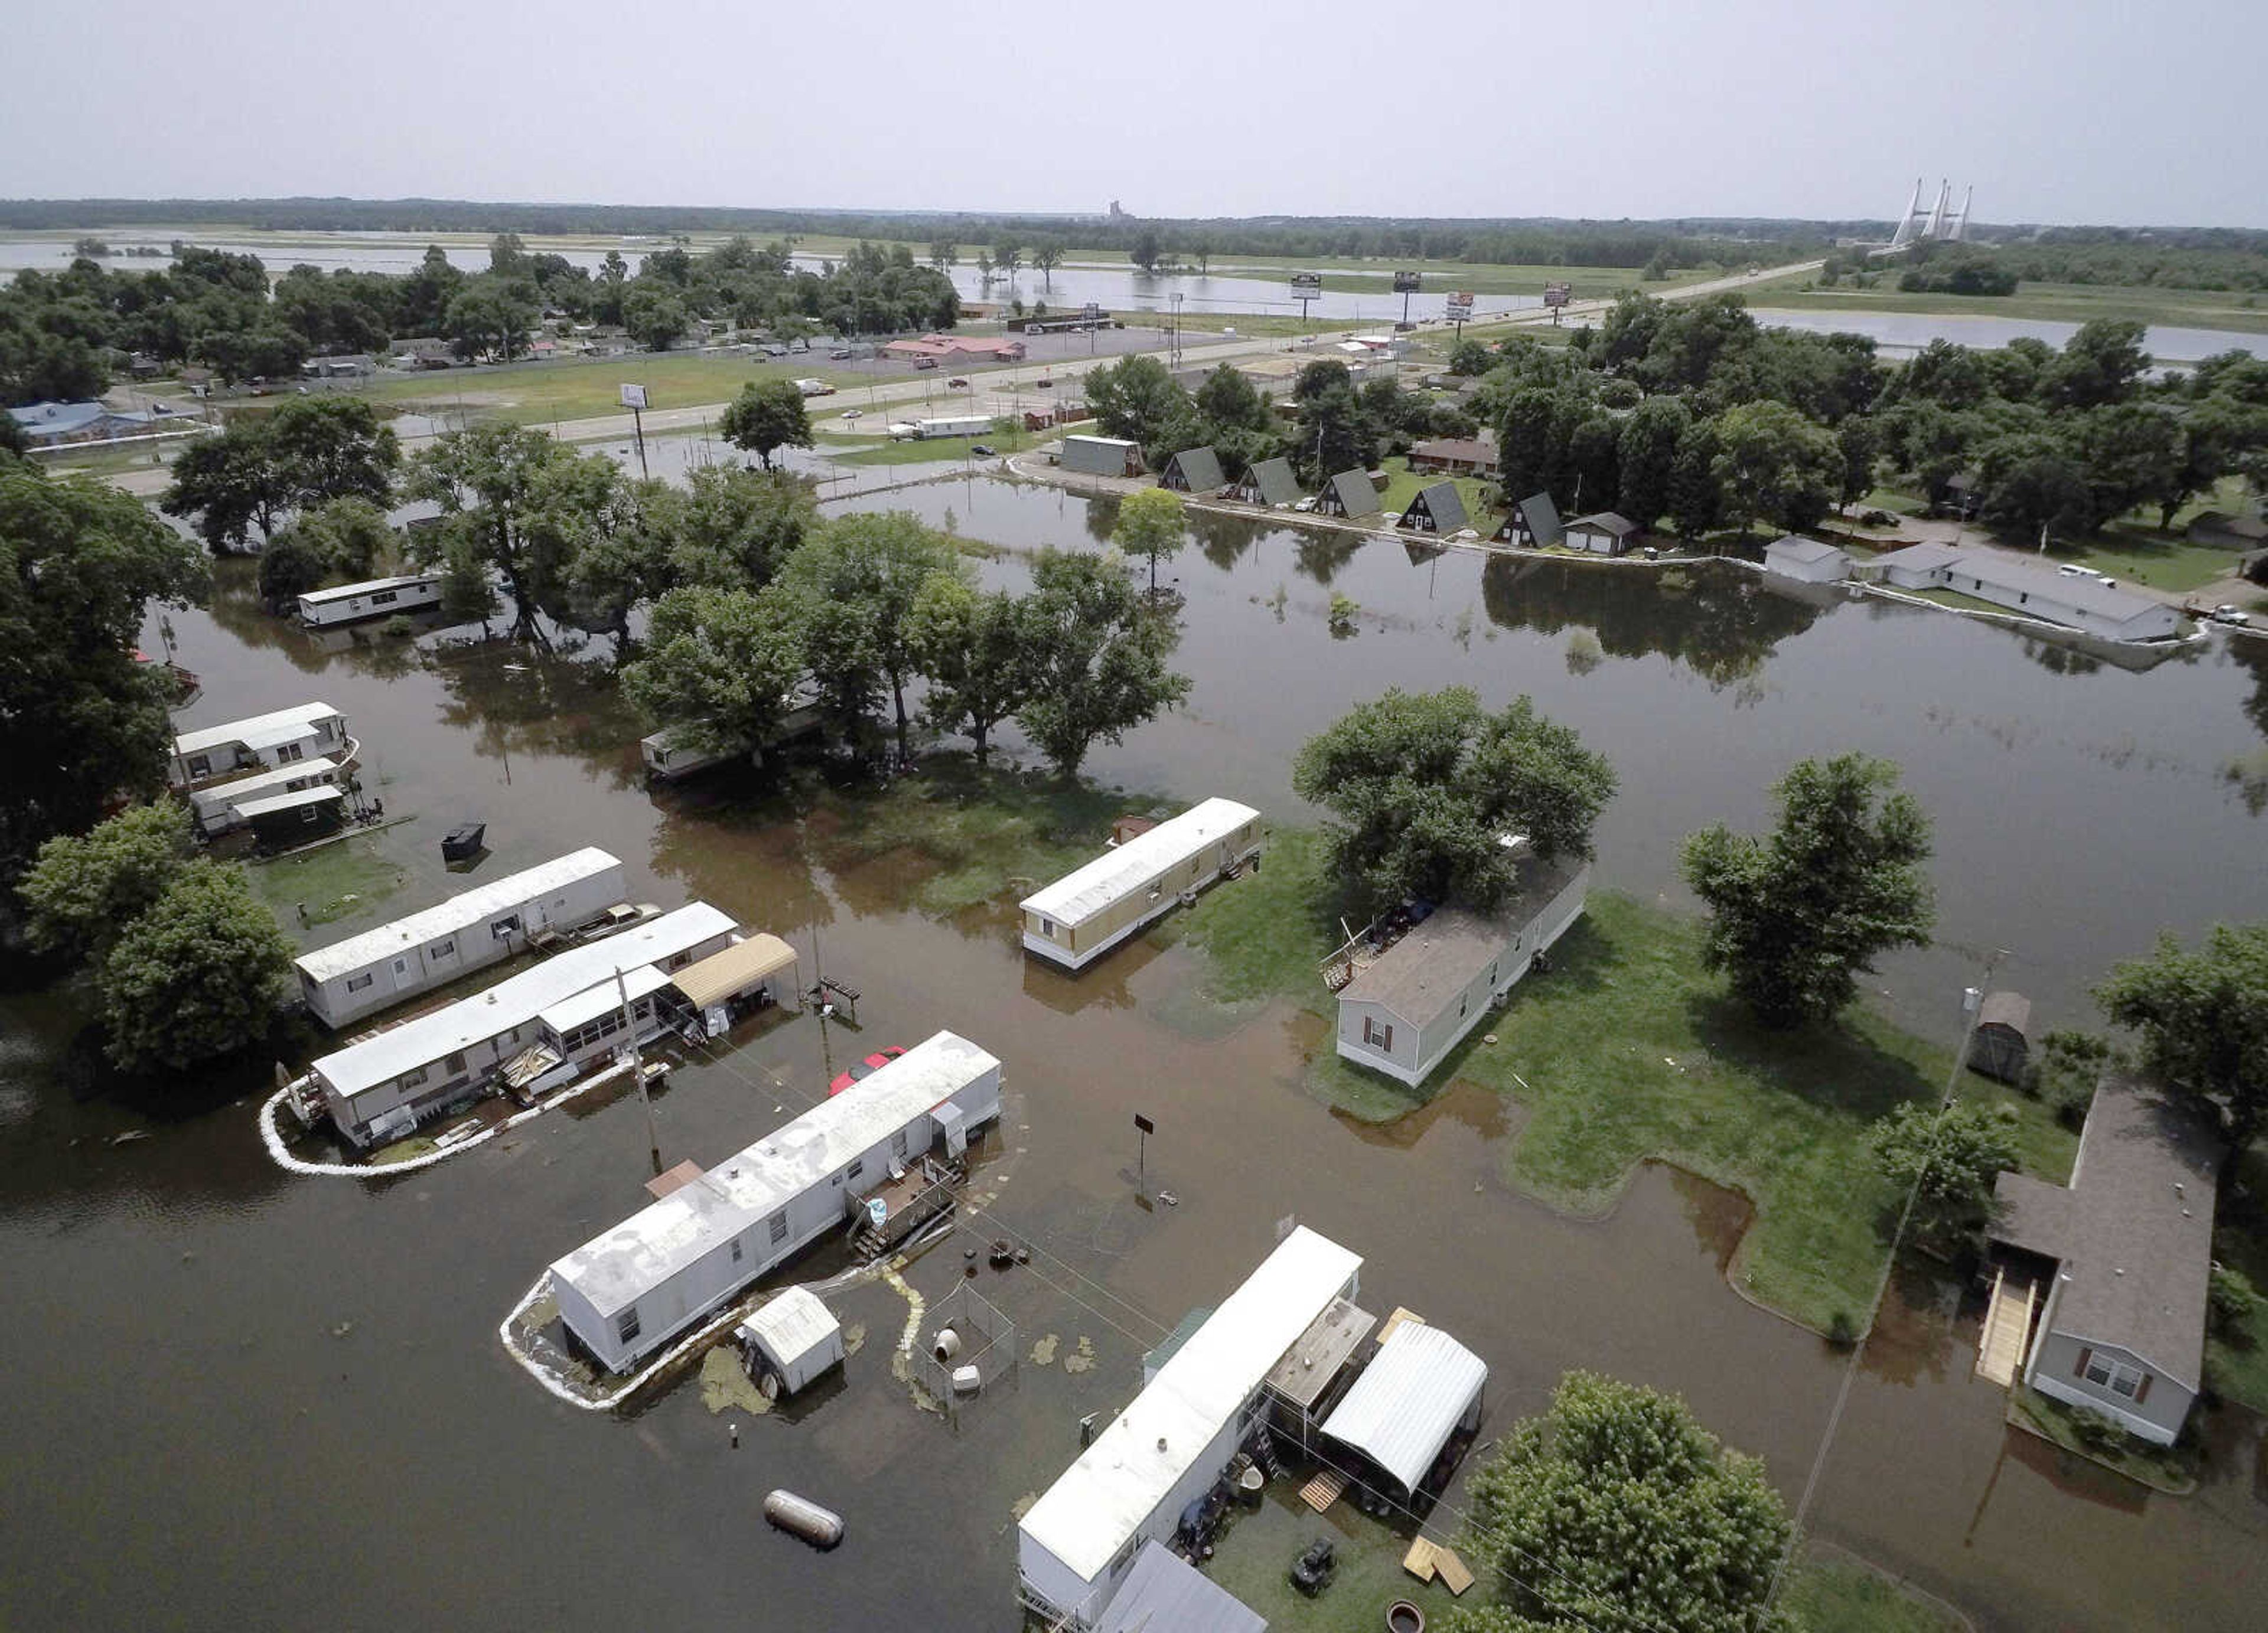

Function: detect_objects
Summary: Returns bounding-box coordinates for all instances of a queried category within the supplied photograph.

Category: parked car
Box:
[829,348,853,360]
[913,357,938,370]
[762,343,790,358]
[2210,604,2251,625]
[842,408,863,419]
[1034,377,1053,389]
[829,1045,906,1096]
[2057,562,2105,580]
[970,444,996,457]
[947,377,969,389]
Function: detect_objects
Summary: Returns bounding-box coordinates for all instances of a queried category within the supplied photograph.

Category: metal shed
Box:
[1400,481,1469,534]
[1233,456,1301,508]
[1159,446,1226,494]
[1094,1541,1266,1633]
[1316,469,1381,519]
[1321,1321,1487,1497]
[736,1286,845,1396]
[1969,990,2032,1083]
[1064,435,1142,478]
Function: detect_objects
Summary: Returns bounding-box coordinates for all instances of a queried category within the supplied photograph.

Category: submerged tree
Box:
[2095,922,2268,1168]
[775,511,963,758]
[403,423,578,641]
[1015,550,1188,777]
[16,802,194,967]
[622,585,808,759]
[719,379,815,471]
[99,860,294,1073]
[1111,486,1186,594]
[906,576,1035,762]
[1682,752,1935,1028]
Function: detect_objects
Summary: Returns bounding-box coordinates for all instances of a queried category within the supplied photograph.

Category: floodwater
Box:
[1751,307,2267,364]
[4,486,2267,1631]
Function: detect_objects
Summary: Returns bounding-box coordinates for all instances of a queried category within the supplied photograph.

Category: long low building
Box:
[294,848,627,1028]
[1021,798,1262,972]
[170,702,348,788]
[1872,545,2182,641]
[309,902,737,1148]
[187,755,349,837]
[550,1031,1004,1373]
[296,573,443,627]
[1017,1227,1363,1628]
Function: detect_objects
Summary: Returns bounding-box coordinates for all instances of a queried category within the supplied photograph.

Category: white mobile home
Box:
[549,1031,1004,1373]
[170,702,348,788]
[640,684,825,780]
[295,573,443,627]
[1021,798,1262,971]
[1017,1227,1363,1629]
[187,757,347,836]
[309,902,737,1148]
[1335,856,1591,1088]
[294,848,628,1028]
[1942,556,2182,643]
[917,415,990,439]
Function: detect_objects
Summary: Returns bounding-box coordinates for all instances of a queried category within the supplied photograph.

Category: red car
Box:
[829,1045,905,1095]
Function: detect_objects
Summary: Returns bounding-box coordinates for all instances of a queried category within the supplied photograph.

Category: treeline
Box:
[1478,292,2268,540]
[0,234,957,403]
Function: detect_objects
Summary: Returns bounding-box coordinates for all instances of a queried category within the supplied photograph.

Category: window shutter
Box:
[2073,1346,2091,1380]
[1382,1023,1394,1051]
[2133,1373,2151,1404]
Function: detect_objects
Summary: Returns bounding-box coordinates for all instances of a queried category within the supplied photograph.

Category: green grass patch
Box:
[2207,1146,2268,1413]
[347,352,864,426]
[2009,1386,2198,1494]
[2065,527,2250,594]
[814,424,1047,467]
[246,835,410,936]
[1375,456,1499,530]
[1177,829,2077,1332]
[1201,1485,1442,1633]
[1782,1544,1966,1633]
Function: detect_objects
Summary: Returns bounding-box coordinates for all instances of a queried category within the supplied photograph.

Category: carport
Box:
[668,933,799,1029]
[1321,1321,1487,1499]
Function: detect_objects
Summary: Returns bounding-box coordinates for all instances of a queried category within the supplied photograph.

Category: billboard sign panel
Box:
[1289,272,1324,295]
[620,383,649,410]
[1543,282,1573,308]
[1392,270,1421,293]
[1083,301,1102,322]
[1444,291,1476,317]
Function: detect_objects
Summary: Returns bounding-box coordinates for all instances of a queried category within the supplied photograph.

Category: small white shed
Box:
[737,1286,845,1395]
[1763,536,1850,583]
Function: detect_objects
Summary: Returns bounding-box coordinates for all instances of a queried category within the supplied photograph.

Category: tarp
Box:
[1321,1322,1486,1495]
[669,933,797,1009]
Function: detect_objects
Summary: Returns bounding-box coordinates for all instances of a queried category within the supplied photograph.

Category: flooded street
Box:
[4,483,2267,1630]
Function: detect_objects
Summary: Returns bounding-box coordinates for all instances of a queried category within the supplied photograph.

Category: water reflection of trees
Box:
[198,562,432,681]
[2229,634,2268,740]
[648,793,835,935]
[1083,496,1119,546]
[1293,529,1363,586]
[430,643,646,788]
[1188,508,1265,572]
[1480,558,1818,687]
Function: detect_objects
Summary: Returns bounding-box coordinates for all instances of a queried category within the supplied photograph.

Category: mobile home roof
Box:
[295,848,623,983]
[312,902,733,1102]
[1018,1227,1361,1585]
[551,1031,1001,1318]
[1019,798,1259,927]
[191,758,341,810]
[174,702,340,758]
[537,960,675,1036]
[232,784,347,820]
[296,573,441,607]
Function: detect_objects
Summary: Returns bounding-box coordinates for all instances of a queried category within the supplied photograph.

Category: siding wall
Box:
[1024,821,1259,969]
[2028,1328,2193,1446]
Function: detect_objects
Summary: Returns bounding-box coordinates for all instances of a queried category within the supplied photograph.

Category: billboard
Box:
[1543,281,1573,308]
[1444,291,1476,317]
[1393,270,1421,294]
[1289,272,1324,295]
[1083,301,1102,322]
[620,383,649,410]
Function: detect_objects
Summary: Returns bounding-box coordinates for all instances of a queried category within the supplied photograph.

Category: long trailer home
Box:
[1020,798,1262,971]
[295,573,444,627]
[170,702,348,788]
[307,902,738,1149]
[187,757,348,837]
[294,848,629,1028]
[549,1031,1005,1374]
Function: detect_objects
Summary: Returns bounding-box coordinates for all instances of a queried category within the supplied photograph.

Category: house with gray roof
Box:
[1495,491,1564,548]
[1987,1080,2220,1446]
[9,399,173,447]
[1871,541,1968,588]
[1232,455,1301,508]
[1334,853,1590,1087]
[1566,511,1643,556]
[1399,481,1469,534]
[1943,555,2182,642]
[1315,468,1382,520]
[1158,445,1226,494]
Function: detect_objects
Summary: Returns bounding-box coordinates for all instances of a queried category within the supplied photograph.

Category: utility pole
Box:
[615,964,660,1177]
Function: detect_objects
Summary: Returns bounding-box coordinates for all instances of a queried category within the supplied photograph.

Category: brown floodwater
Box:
[3,484,2266,1631]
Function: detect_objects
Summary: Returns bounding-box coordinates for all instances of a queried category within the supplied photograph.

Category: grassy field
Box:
[1746,276,2268,338]
[1175,829,2078,1333]
[1782,1545,1967,1633]
[811,421,1047,467]
[245,832,410,934]
[1375,455,1500,529]
[343,353,855,426]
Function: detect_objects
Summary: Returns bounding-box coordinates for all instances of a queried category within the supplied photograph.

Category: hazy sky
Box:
[8,1,2263,227]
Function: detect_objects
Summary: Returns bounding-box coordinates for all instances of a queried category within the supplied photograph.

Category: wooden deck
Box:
[1976,1265,2037,1388]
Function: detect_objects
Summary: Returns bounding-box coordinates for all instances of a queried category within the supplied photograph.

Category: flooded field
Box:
[3,484,2267,1631]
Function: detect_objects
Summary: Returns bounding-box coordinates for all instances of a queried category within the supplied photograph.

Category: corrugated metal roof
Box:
[232,784,346,819]
[739,1286,840,1369]
[1321,1322,1487,1494]
[295,848,623,982]
[174,702,340,758]
[1019,1228,1362,1586]
[670,933,797,1009]
[1020,798,1258,927]
[1094,1542,1267,1633]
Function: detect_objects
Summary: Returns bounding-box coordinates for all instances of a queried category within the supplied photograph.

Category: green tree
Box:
[1868,1098,2022,1247]
[1293,687,1616,917]
[1710,399,1840,536]
[0,464,208,876]
[15,802,194,966]
[1083,354,1192,452]
[719,379,815,471]
[256,524,328,603]
[1015,549,1190,777]
[2095,923,2268,1166]
[295,495,393,581]
[1112,487,1186,593]
[622,585,808,760]
[1833,416,1884,513]
[1451,1371,1795,1633]
[1682,752,1935,1029]
[1031,239,1063,287]
[404,422,578,640]
[622,282,690,353]
[907,576,1033,762]
[2045,318,2149,410]
[264,395,399,512]
[162,422,293,550]
[437,534,500,634]
[99,859,295,1073]
[1613,396,1689,527]
[661,464,816,591]
[442,274,536,361]
[1448,338,1495,377]
[777,512,963,758]
[1293,360,1378,484]
[1129,229,1163,272]
[1667,419,1725,539]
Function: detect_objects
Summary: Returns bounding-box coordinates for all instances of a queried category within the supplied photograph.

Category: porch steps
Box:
[1976,1266,2036,1388]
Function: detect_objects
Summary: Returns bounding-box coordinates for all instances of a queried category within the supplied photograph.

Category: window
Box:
[371,589,398,606]
[188,755,211,778]
[768,1210,788,1244]
[617,1307,641,1344]
[346,972,374,992]
[2081,1351,2149,1400]
[399,1067,428,1090]
[1041,918,1057,939]
[300,805,321,824]
[848,1158,865,1181]
[277,742,304,764]
[730,1238,744,1264]
[445,1052,466,1075]
[431,937,456,959]
[1362,1015,1394,1051]
[491,915,521,940]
